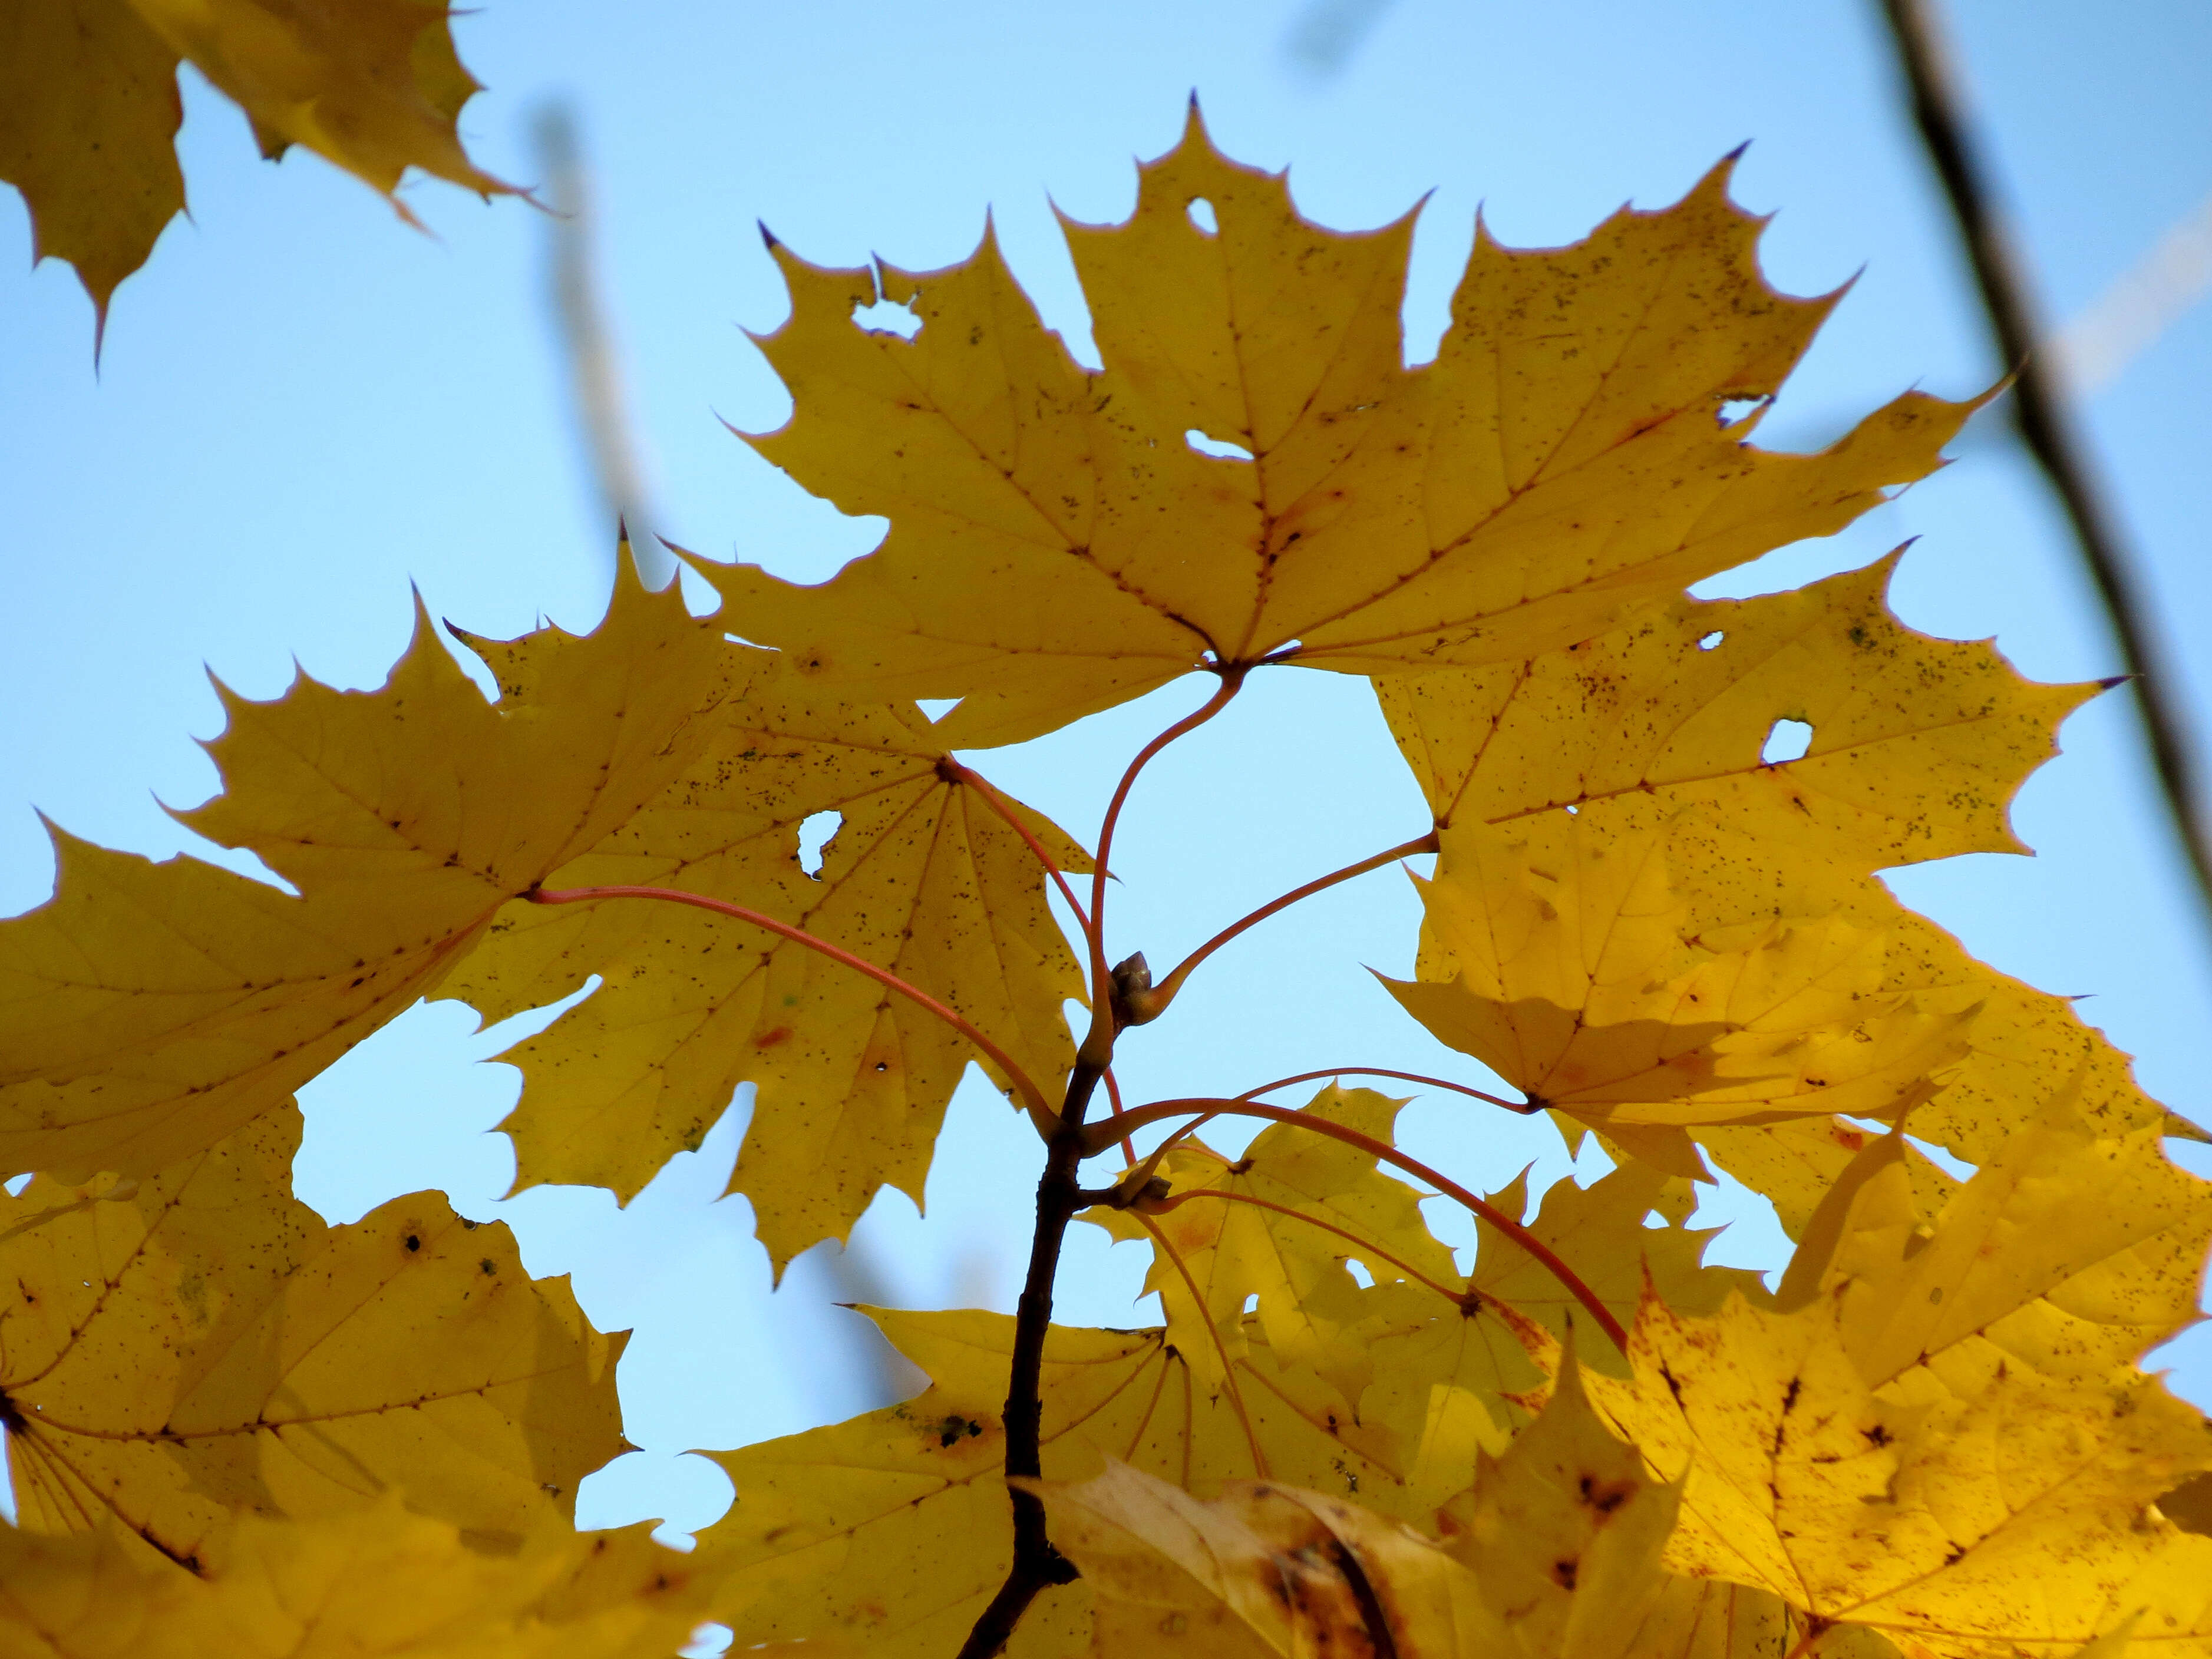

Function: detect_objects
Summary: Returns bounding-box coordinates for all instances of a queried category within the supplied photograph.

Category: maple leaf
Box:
[1436,1338,1682,1659]
[0,569,737,1180]
[1080,1085,1462,1403]
[1383,816,1974,1174]
[1578,1288,2212,1655]
[0,1105,624,1570]
[1778,1094,2212,1384]
[1351,1163,1756,1514]
[0,1495,714,1658]
[1377,553,2101,876]
[1592,799,2177,1169]
[443,658,1090,1266]
[0,0,508,331]
[694,1306,1444,1655]
[697,108,1977,748]
[1019,1460,1503,1657]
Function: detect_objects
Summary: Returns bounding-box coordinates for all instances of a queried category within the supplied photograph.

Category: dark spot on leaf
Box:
[404,1235,421,1252]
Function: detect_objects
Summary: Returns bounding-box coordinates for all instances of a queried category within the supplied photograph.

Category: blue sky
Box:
[4,0,2208,1543]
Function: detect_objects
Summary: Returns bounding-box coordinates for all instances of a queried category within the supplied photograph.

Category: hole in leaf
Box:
[1563,803,1580,815]
[3,1174,29,1197]
[1761,719,1814,765]
[1187,196,1218,234]
[915,698,961,723]
[1345,1260,1375,1288]
[1716,396,1764,428]
[1243,1293,1260,1314]
[851,297,921,339]
[1186,428,1254,461]
[1698,630,1725,652]
[797,810,843,877]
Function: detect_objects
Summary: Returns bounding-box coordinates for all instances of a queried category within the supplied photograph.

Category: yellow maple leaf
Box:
[0,0,508,330]
[1437,1338,1682,1659]
[1377,553,2100,877]
[1776,1092,2212,1385]
[1081,1085,1462,1404]
[0,1495,712,1658]
[1352,1164,1754,1513]
[697,108,1975,748]
[695,1306,1435,1657]
[1579,1290,2212,1655]
[1467,1162,1766,1363]
[1600,799,2176,1169]
[0,1104,624,1570]
[444,658,1090,1265]
[1020,1459,1503,1657]
[1383,817,1974,1171]
[0,569,737,1179]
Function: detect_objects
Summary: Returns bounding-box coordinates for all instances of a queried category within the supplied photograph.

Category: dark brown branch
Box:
[1877,0,2212,925]
[956,1061,1099,1658]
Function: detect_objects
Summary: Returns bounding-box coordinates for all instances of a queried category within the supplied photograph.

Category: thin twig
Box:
[1146,831,1438,1013]
[1877,0,2212,926]
[1091,1097,1627,1351]
[525,884,1054,1126]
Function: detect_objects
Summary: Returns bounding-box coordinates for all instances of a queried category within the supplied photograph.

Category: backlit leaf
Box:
[0,567,738,1179]
[444,659,1088,1266]
[699,110,1975,747]
[1023,1460,1504,1657]
[0,0,508,328]
[0,1105,624,1569]
[696,1306,1439,1656]
[0,1496,712,1658]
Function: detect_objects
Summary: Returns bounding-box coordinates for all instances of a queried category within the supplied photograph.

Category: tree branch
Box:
[1877,0,2212,927]
[956,1063,1100,1659]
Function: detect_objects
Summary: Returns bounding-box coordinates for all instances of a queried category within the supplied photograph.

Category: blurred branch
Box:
[1877,0,2212,930]
[2053,187,2212,396]
[1283,0,1399,77]
[531,102,676,591]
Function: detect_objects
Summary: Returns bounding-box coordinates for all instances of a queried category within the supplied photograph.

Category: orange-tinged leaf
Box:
[695,1306,1432,1657]
[1377,553,2100,874]
[0,568,738,1178]
[444,660,1088,1265]
[0,1496,713,1658]
[1579,1290,2212,1654]
[1081,1086,1461,1403]
[1022,1460,1504,1657]
[699,111,1976,748]
[1384,818,1974,1156]
[0,0,507,325]
[0,1105,625,1569]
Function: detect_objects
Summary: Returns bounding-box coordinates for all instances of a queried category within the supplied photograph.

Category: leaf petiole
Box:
[524,884,1059,1134]
[1086,1096,1629,1351]
[1081,668,1247,1064]
[1142,1185,1470,1309]
[1129,1211,1270,1478]
[1132,831,1440,1020]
